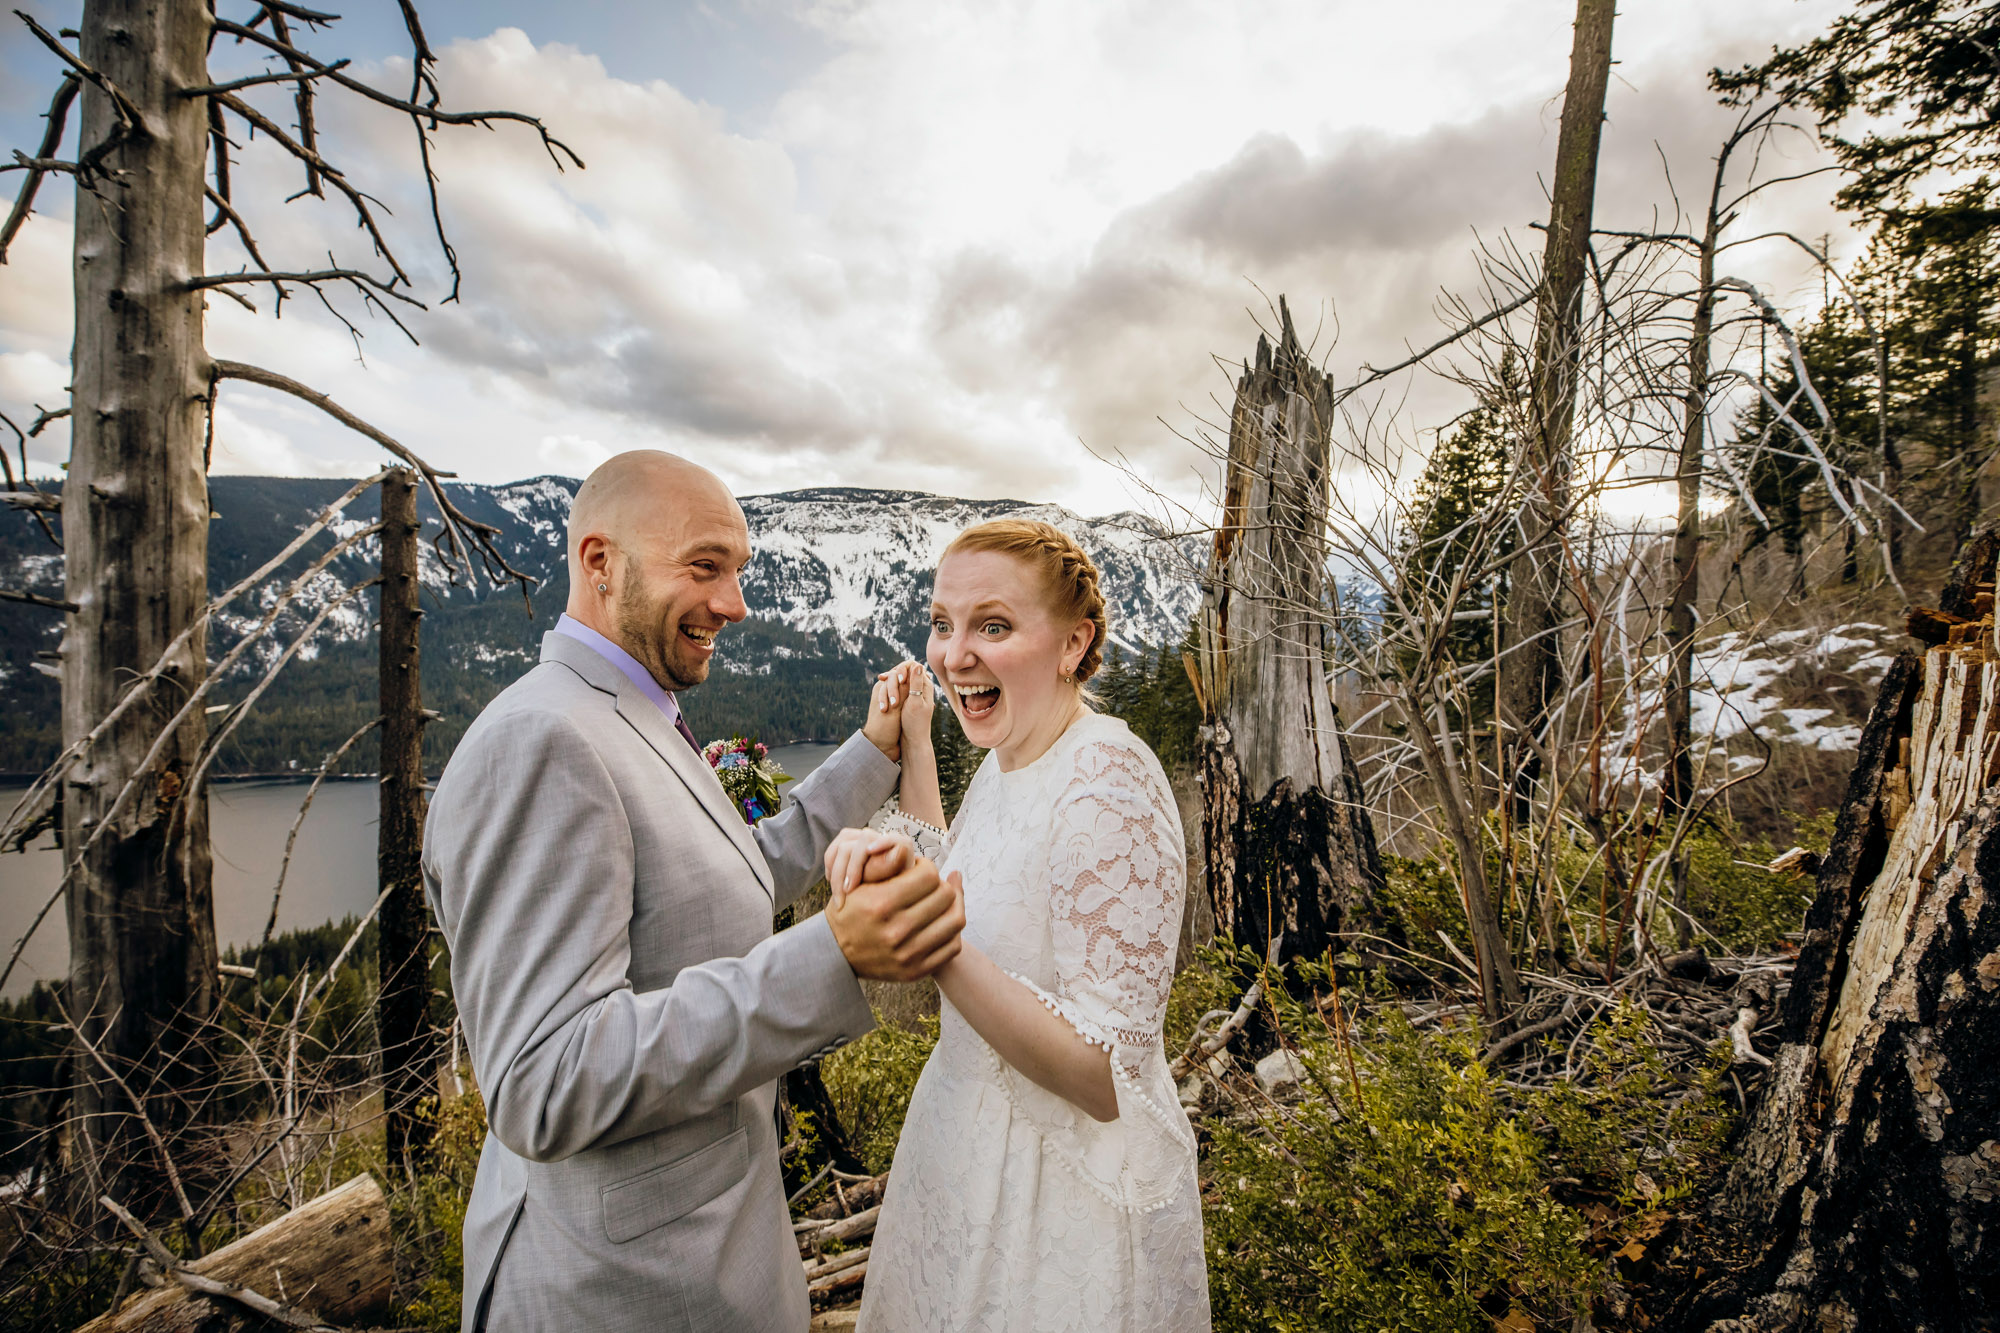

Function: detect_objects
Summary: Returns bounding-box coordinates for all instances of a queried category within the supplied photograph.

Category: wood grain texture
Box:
[76,1174,392,1332]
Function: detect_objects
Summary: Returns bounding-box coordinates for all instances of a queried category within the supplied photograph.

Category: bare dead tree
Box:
[375,468,433,1166]
[0,0,573,1231]
[1191,298,1401,997]
[1499,0,1617,830]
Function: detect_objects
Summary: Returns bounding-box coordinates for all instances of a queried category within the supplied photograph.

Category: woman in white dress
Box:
[823,518,1210,1332]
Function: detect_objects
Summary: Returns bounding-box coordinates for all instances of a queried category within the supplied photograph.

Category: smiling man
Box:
[422,449,966,1332]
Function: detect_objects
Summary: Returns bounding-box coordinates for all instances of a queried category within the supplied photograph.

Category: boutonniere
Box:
[701,736,794,824]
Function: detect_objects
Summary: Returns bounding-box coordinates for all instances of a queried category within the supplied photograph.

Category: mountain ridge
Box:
[0,476,1202,773]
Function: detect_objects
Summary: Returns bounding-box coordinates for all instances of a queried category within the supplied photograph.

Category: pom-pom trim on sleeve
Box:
[994,969,1198,1215]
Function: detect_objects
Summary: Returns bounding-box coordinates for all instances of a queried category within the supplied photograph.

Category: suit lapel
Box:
[542,634,776,901]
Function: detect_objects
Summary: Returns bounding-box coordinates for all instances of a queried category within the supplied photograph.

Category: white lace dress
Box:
[858,711,1211,1331]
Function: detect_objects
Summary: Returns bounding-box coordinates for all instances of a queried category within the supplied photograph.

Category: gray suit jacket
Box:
[423,632,895,1333]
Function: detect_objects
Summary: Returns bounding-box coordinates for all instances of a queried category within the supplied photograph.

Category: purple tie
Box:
[672,711,702,756]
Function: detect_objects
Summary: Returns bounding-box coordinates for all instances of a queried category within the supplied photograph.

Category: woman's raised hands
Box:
[862,659,930,761]
[885,660,935,753]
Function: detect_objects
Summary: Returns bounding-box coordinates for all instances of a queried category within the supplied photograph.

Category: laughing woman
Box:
[823,518,1210,1332]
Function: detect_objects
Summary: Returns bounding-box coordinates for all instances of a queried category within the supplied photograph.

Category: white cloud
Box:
[538,432,611,474]
[0,0,1857,514]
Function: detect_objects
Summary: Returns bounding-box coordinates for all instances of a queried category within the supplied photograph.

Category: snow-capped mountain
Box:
[439,478,1202,654]
[0,477,1204,769]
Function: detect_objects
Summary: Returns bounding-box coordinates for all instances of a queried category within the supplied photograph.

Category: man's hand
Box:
[861,660,921,761]
[825,838,964,981]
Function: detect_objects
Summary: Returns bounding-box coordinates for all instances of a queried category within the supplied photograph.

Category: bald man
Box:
[423,451,964,1333]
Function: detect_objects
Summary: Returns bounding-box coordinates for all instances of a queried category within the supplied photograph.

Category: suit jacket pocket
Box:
[601,1126,749,1244]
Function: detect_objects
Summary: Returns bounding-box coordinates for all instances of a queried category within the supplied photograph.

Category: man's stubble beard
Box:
[616,562,708,691]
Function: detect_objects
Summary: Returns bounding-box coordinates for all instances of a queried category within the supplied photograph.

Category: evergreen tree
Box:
[1391,368,1521,728]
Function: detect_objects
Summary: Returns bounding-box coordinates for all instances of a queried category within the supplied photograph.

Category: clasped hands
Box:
[823,827,965,982]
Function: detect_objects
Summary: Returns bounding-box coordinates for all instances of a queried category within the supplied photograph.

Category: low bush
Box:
[819,1011,940,1176]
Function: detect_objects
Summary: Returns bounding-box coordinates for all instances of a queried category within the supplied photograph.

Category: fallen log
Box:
[76,1174,391,1333]
[796,1203,880,1245]
[808,1262,868,1309]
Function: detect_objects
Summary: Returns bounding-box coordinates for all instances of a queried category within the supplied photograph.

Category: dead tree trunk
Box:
[1193,299,1393,974]
[1499,0,1616,814]
[61,0,217,1218]
[1668,530,2000,1331]
[376,468,434,1163]
[1664,155,1724,945]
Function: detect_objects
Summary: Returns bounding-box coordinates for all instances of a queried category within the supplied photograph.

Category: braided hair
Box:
[942,518,1108,686]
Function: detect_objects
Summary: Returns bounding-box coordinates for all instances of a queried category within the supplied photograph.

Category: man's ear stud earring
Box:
[597,583,608,593]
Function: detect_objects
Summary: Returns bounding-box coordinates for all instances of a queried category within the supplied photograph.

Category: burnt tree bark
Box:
[376,468,434,1163]
[1666,529,2000,1331]
[61,0,217,1218]
[1194,299,1394,975]
[1498,0,1616,813]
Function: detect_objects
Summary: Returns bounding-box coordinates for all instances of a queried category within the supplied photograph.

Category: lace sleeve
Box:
[867,793,948,860]
[1040,738,1185,1079]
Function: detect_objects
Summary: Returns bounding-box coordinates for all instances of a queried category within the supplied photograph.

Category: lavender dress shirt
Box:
[552,615,702,752]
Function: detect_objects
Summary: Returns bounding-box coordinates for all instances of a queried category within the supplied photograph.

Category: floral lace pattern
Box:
[868,794,949,860]
[858,713,1211,1331]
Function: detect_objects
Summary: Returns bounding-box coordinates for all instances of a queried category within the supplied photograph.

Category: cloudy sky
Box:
[0,0,1853,516]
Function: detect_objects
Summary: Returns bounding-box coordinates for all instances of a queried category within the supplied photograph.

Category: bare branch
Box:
[264,7,324,198]
[180,58,349,99]
[246,1,342,25]
[251,716,382,972]
[203,184,271,270]
[0,588,77,612]
[210,19,586,170]
[213,360,539,596]
[188,266,425,309]
[214,92,410,285]
[49,988,197,1222]
[1343,285,1540,402]
[0,408,59,546]
[15,11,147,183]
[0,72,79,264]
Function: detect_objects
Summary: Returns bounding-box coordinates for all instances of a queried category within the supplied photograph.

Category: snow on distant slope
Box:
[434,479,1202,653]
[738,488,1200,652]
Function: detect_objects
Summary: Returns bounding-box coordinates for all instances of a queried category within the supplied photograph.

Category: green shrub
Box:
[1679,822,1815,953]
[819,1012,939,1175]
[398,1089,488,1333]
[1532,1003,1734,1211]
[1202,1005,1598,1333]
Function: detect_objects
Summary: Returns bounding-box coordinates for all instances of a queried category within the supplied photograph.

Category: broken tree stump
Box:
[76,1174,391,1333]
[1668,529,2000,1331]
[1191,298,1395,975]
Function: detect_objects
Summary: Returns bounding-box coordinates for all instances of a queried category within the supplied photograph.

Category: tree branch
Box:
[214,92,410,285]
[212,360,538,596]
[0,588,77,612]
[245,1,341,27]
[181,58,349,99]
[203,184,271,270]
[188,266,424,309]
[0,71,78,264]
[209,18,586,171]
[265,7,324,198]
[15,11,147,181]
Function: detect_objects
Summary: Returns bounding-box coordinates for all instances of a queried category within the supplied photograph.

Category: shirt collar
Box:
[552,614,683,724]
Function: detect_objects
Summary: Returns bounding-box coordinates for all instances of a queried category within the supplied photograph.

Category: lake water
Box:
[0,742,838,999]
